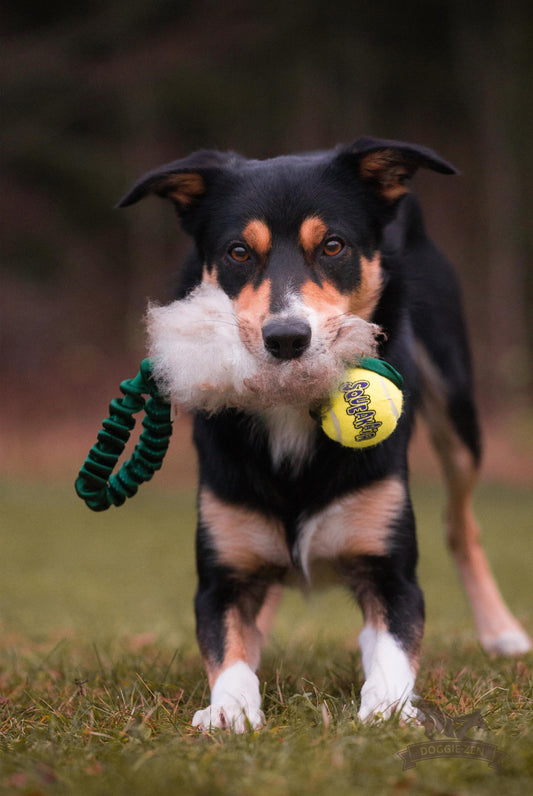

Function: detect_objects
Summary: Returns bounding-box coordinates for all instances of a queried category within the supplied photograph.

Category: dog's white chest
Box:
[259,405,318,470]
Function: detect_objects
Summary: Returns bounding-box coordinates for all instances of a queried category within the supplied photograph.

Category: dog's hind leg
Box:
[416,342,531,655]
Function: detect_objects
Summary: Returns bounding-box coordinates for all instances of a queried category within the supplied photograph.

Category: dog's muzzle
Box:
[262,318,312,360]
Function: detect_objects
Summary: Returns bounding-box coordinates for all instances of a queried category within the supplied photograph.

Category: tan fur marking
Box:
[205,607,263,688]
[160,172,206,207]
[356,591,387,630]
[201,264,219,285]
[199,487,290,572]
[349,253,383,320]
[204,586,283,687]
[299,216,327,255]
[301,279,349,315]
[359,149,412,202]
[234,280,272,352]
[225,608,262,669]
[235,280,271,317]
[298,476,406,574]
[242,219,272,257]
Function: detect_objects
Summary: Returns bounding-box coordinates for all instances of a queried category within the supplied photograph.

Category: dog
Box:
[118,137,531,731]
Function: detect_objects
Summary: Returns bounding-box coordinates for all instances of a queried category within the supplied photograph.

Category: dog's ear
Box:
[116,149,241,217]
[346,137,458,203]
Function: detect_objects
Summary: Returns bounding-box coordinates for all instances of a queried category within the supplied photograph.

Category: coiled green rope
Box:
[75,359,172,511]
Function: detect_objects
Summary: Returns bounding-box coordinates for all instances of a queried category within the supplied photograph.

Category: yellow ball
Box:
[320,359,403,448]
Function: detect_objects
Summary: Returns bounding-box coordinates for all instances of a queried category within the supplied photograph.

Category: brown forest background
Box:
[2,0,533,482]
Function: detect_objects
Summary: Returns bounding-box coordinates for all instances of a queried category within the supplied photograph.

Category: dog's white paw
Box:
[358,625,417,723]
[482,629,532,656]
[192,661,264,733]
[192,704,264,733]
[358,684,418,723]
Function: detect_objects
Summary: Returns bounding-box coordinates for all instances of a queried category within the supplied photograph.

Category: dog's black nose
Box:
[262,319,312,360]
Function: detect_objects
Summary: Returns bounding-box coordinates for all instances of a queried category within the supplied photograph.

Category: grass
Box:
[0,477,532,795]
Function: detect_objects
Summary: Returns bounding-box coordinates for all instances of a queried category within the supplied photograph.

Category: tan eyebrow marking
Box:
[299,216,327,255]
[242,219,272,257]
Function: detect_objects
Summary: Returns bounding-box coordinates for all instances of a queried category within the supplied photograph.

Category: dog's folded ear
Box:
[346,137,459,203]
[116,149,241,217]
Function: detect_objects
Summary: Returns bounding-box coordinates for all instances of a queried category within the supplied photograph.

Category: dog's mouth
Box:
[147,283,381,413]
[243,317,380,408]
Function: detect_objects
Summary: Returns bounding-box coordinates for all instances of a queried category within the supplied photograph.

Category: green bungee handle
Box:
[75,359,172,511]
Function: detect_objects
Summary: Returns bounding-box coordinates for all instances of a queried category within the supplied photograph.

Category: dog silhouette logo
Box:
[397,699,505,771]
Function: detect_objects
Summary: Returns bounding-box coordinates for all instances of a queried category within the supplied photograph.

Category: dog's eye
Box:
[228,245,250,262]
[323,238,344,256]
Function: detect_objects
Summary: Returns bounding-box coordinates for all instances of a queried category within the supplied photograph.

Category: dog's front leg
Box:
[191,487,289,732]
[357,563,424,722]
[192,571,271,732]
[342,543,424,722]
[357,618,420,723]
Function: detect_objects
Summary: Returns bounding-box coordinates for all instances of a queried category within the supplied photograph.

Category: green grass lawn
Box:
[1,477,532,795]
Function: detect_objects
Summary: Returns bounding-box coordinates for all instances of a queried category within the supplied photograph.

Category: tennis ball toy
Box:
[319,358,403,448]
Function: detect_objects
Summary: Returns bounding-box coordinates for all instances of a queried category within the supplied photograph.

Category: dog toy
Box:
[319,357,403,448]
[75,359,172,511]
[75,356,402,511]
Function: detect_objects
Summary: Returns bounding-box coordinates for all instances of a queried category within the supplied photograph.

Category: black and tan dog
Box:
[119,137,530,731]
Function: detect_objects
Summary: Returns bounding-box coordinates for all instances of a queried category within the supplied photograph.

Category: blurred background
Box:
[2,0,533,484]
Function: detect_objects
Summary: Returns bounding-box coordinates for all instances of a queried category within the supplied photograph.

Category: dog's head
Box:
[119,138,456,412]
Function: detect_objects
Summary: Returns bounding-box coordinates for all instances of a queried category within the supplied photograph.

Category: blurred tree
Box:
[1,0,532,420]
